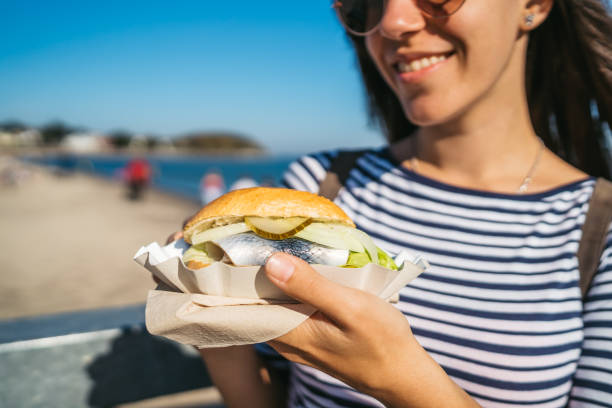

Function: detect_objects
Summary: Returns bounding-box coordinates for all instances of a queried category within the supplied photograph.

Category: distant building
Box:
[61,132,109,153]
[128,133,149,149]
[0,129,42,148]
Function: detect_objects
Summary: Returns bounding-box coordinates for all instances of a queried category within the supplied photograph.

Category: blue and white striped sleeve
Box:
[281,151,337,193]
[569,223,612,407]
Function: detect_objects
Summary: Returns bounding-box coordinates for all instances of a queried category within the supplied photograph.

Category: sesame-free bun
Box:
[183,187,355,243]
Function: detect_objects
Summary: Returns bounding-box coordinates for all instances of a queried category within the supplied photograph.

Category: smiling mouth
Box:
[395,52,455,74]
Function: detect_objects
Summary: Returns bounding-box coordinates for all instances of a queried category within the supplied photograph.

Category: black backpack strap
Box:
[318,150,369,200]
[578,177,612,300]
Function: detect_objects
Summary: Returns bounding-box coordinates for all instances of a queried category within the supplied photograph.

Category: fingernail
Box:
[266,254,295,283]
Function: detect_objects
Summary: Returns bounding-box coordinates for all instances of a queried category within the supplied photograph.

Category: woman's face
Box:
[365,0,527,127]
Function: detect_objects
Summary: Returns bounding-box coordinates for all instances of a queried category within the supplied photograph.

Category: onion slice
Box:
[191,222,250,245]
[350,228,378,264]
[295,223,364,252]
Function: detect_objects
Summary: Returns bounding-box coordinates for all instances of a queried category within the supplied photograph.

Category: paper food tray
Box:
[134,239,428,348]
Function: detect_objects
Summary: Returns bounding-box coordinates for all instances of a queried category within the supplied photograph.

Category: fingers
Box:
[265,253,361,325]
[164,211,195,244]
[165,230,183,244]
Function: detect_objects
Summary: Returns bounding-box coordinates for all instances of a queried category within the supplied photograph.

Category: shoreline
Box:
[0,157,200,320]
[11,147,294,159]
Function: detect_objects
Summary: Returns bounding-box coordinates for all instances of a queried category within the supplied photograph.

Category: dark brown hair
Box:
[346,0,612,178]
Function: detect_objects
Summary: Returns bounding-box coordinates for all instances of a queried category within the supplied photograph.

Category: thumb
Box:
[265,253,357,321]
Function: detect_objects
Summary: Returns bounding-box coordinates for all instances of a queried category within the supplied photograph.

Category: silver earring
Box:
[525,14,535,26]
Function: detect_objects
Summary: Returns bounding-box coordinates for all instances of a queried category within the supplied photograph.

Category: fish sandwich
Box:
[181,187,397,270]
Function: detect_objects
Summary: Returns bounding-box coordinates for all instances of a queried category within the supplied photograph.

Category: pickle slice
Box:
[245,216,312,240]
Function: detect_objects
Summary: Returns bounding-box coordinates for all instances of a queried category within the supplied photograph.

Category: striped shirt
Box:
[258,147,612,408]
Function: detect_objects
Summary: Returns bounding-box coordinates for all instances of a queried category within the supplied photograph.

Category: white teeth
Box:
[398,54,448,73]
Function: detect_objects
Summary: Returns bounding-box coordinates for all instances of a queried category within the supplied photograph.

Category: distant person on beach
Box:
[166,1,612,407]
[229,175,258,191]
[123,157,151,200]
[199,170,225,205]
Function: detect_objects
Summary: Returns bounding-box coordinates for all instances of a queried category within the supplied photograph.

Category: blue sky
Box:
[0,0,383,154]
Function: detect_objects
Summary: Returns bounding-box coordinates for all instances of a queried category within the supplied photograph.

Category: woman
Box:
[190,0,612,406]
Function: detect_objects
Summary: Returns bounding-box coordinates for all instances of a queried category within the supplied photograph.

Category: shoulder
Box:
[579,177,612,300]
[282,147,386,193]
[530,149,591,193]
[588,178,612,261]
[281,150,338,193]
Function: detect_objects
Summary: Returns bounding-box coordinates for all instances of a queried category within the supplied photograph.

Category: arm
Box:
[265,253,480,408]
[198,346,285,408]
[164,230,286,408]
[568,228,612,406]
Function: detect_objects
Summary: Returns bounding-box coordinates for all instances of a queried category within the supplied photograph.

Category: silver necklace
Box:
[410,137,545,194]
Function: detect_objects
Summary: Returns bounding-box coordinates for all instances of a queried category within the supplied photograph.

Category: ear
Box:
[520,0,554,31]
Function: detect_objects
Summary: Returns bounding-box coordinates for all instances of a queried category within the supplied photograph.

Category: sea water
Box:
[24,154,298,202]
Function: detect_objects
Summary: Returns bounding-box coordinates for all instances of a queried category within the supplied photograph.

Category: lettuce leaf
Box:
[183,244,214,264]
[376,247,398,270]
[344,251,371,268]
[343,247,398,270]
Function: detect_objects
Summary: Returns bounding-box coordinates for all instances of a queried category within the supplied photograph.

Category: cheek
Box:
[365,36,396,90]
[365,3,521,126]
[408,21,520,123]
[463,1,524,78]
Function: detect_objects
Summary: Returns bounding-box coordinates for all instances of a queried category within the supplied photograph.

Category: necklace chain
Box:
[517,137,545,193]
[410,137,545,194]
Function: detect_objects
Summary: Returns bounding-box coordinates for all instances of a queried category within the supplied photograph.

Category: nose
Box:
[379,0,427,40]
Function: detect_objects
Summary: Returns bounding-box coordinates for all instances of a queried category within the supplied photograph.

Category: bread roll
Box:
[183,187,354,243]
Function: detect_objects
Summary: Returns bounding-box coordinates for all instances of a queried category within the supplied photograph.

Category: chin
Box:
[400,91,470,128]
[402,101,452,127]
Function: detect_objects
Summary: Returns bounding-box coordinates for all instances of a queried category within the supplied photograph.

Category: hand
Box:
[165,230,183,245]
[164,212,198,244]
[264,253,479,408]
[264,253,416,401]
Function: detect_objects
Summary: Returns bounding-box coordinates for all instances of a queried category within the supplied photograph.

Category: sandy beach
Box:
[0,156,200,319]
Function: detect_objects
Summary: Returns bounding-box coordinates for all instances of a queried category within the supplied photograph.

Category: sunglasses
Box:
[333,0,467,36]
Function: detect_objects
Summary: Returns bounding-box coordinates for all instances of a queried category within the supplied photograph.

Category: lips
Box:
[392,51,455,74]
